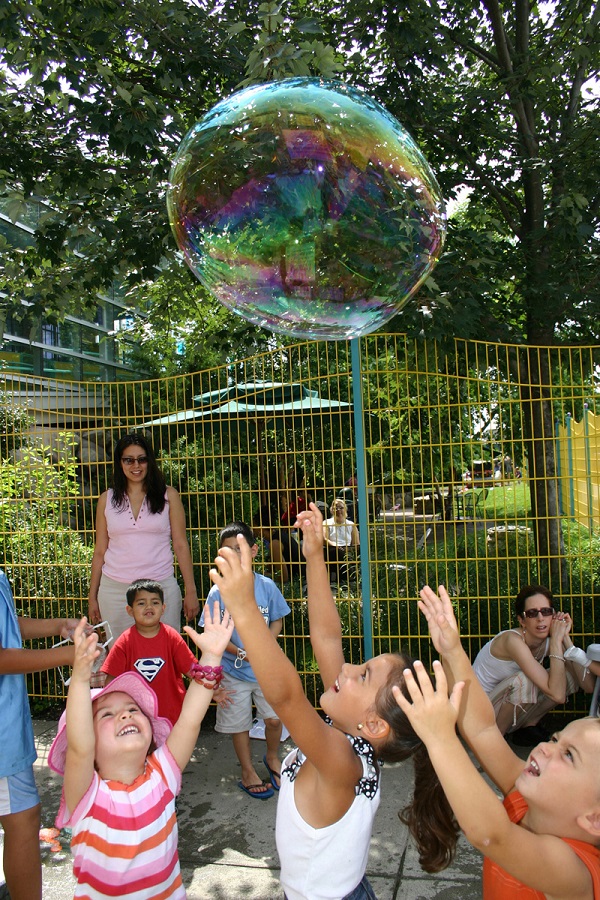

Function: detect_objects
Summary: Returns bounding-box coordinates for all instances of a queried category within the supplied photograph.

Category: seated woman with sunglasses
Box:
[472,584,597,746]
[88,433,199,642]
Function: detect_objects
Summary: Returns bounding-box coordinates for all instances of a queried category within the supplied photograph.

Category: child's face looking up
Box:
[517,717,600,823]
[93,691,153,769]
[320,653,395,737]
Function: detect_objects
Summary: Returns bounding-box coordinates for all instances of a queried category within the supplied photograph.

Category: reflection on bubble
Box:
[167,78,446,341]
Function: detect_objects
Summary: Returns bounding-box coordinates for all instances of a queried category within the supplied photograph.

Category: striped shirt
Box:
[67,744,184,899]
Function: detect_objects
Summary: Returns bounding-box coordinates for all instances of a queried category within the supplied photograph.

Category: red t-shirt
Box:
[101,623,196,726]
[483,790,600,898]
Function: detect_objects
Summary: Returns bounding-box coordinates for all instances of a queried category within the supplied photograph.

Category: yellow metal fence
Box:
[1,335,599,716]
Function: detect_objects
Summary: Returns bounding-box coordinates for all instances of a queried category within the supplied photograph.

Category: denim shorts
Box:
[284,875,377,900]
[0,766,40,816]
[342,875,378,900]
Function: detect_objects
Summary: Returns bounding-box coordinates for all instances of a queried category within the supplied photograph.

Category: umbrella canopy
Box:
[142,381,351,427]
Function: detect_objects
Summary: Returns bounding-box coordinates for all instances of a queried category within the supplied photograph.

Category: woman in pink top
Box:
[88,434,199,640]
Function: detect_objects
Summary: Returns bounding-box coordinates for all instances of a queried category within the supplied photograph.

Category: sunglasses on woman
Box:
[522,607,554,618]
[121,456,148,466]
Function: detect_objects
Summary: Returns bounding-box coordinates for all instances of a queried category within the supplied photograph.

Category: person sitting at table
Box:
[472,583,597,746]
[322,498,360,585]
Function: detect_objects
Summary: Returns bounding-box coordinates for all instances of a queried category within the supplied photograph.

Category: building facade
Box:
[0,198,144,383]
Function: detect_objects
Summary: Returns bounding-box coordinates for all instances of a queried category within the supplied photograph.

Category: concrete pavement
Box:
[3,711,487,899]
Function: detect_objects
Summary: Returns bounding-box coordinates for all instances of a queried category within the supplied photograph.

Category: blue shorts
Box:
[0,767,40,816]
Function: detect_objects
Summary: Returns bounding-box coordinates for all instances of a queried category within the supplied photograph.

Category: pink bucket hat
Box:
[48,672,172,776]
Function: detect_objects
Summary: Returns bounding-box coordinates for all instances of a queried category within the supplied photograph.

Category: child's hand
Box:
[208,535,255,613]
[418,585,461,656]
[184,600,234,661]
[213,684,236,708]
[70,617,100,683]
[296,503,325,558]
[60,618,94,642]
[393,660,464,746]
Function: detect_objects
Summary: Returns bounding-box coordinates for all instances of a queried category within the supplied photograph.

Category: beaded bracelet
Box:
[548,654,565,662]
[189,662,224,689]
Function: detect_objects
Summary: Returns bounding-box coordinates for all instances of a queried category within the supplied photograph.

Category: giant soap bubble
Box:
[167,78,446,341]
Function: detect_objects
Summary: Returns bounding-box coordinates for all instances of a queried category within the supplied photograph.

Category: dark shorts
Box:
[284,875,377,900]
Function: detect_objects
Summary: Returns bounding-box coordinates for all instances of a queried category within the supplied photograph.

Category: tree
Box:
[313,0,599,587]
[2,0,598,586]
[0,0,340,359]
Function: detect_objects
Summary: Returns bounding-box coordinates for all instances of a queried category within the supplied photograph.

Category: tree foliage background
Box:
[1,0,598,586]
[1,0,598,356]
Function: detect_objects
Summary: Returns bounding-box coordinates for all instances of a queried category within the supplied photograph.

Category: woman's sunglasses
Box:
[522,607,554,618]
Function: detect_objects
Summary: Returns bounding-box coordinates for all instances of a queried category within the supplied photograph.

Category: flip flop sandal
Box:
[238,780,274,800]
[263,755,281,791]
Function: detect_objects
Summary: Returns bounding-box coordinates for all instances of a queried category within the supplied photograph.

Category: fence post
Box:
[350,338,374,660]
[565,412,575,519]
[584,404,594,534]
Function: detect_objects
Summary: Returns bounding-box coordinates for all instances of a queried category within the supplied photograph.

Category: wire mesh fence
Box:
[1,334,599,715]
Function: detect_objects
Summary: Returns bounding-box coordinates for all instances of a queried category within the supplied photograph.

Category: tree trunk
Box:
[517,345,566,593]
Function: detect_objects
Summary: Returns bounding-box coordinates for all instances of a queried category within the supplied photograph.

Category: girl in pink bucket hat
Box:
[49,601,233,899]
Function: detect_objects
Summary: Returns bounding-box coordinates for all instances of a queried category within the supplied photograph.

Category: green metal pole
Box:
[350,338,374,660]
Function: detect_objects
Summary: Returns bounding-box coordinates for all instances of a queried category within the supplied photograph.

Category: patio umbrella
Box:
[142,379,353,514]
[142,380,351,427]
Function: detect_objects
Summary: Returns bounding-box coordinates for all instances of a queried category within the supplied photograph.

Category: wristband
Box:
[548,654,565,662]
[189,662,224,689]
[563,645,591,668]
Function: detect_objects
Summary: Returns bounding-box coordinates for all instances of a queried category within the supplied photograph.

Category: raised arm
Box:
[210,538,356,782]
[63,618,101,815]
[167,601,233,771]
[167,486,199,622]
[394,661,594,899]
[296,504,344,690]
[418,585,523,794]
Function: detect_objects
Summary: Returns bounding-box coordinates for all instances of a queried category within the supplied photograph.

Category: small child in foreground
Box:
[395,584,600,900]
[48,602,233,899]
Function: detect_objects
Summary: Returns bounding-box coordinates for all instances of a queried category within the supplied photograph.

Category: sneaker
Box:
[249,718,290,742]
[508,724,550,746]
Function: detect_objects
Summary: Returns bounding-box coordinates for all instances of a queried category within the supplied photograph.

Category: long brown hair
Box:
[374,654,460,873]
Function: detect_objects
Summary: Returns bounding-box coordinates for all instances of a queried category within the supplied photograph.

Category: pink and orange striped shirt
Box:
[62,744,185,899]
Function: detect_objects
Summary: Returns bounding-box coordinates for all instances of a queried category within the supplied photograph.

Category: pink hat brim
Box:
[48,672,172,776]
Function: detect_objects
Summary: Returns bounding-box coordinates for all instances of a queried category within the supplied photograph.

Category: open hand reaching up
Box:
[295,503,325,559]
[70,617,100,683]
[184,600,234,660]
[208,536,255,617]
[393,660,464,747]
[418,585,461,657]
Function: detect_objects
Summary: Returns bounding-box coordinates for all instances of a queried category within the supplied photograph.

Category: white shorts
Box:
[0,767,40,816]
[215,671,278,734]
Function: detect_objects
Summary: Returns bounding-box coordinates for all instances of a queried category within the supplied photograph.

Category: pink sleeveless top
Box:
[102,489,174,583]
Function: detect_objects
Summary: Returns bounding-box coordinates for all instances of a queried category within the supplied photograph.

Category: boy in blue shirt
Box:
[0,569,78,900]
[202,522,290,799]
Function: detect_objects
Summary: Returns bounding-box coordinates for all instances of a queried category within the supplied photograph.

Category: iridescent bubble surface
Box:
[167,78,446,341]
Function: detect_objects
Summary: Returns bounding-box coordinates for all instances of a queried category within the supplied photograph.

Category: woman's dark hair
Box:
[112,433,166,514]
[373,654,459,873]
[514,584,553,619]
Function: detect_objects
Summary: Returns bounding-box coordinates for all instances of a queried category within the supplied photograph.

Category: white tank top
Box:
[276,733,381,900]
